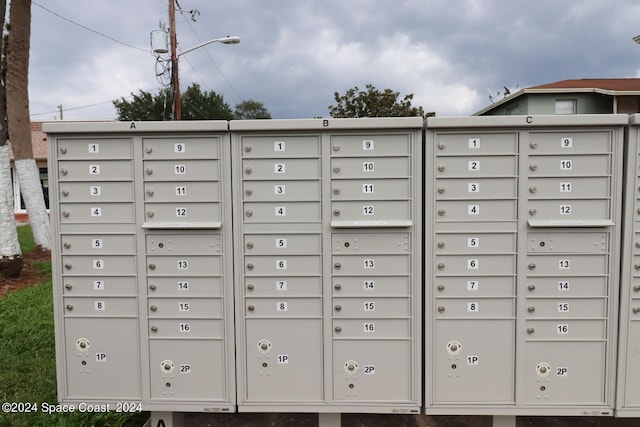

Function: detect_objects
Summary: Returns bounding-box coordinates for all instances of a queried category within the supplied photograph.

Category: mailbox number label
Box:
[363,140,374,150]
[468,302,479,312]
[558,303,569,312]
[560,204,572,215]
[179,302,190,312]
[88,143,99,153]
[363,162,374,172]
[467,280,479,291]
[93,259,104,270]
[274,185,286,195]
[91,207,102,217]
[175,164,186,174]
[559,259,570,269]
[362,184,374,194]
[557,324,569,334]
[174,143,185,153]
[90,186,101,196]
[468,183,479,193]
[363,205,374,215]
[275,206,286,216]
[177,260,189,269]
[363,301,375,311]
[560,159,572,170]
[176,207,187,217]
[467,259,479,269]
[176,186,187,196]
[276,238,287,248]
[363,365,376,374]
[469,138,480,149]
[468,160,479,171]
[468,237,479,248]
[180,364,192,373]
[178,281,189,290]
[558,280,570,291]
[274,163,286,173]
[92,239,103,248]
[277,301,288,311]
[277,280,288,291]
[363,259,375,269]
[560,182,572,192]
[274,141,285,151]
[561,137,572,148]
[364,280,375,290]
[179,322,191,333]
[364,323,375,332]
[94,301,105,311]
[276,259,287,270]
[93,280,105,290]
[468,204,479,215]
[89,164,100,175]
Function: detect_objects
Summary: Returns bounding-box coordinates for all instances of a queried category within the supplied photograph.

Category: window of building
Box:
[555,99,577,115]
[506,104,520,115]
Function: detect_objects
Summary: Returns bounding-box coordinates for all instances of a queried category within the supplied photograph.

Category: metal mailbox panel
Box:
[244,276,322,297]
[436,254,516,275]
[148,319,224,338]
[149,339,227,400]
[60,234,136,254]
[62,297,138,317]
[527,232,609,253]
[243,180,321,201]
[523,342,606,404]
[244,234,322,254]
[527,199,610,221]
[435,233,516,254]
[146,234,222,255]
[146,255,222,276]
[523,276,607,297]
[147,277,224,297]
[434,298,514,318]
[56,138,133,159]
[330,134,411,156]
[524,319,606,340]
[435,200,517,222]
[148,298,223,317]
[242,158,321,179]
[332,276,411,296]
[435,156,517,177]
[332,233,411,254]
[528,132,611,154]
[435,178,517,200]
[57,160,133,181]
[142,137,220,159]
[241,136,321,157]
[332,254,410,275]
[244,255,321,275]
[331,178,411,200]
[524,298,607,317]
[332,340,412,401]
[244,318,323,401]
[621,321,640,406]
[331,200,411,222]
[434,276,515,297]
[144,181,220,202]
[434,133,518,154]
[144,202,221,224]
[527,154,610,176]
[60,203,135,224]
[63,276,137,296]
[332,297,411,317]
[331,157,411,178]
[59,181,134,202]
[63,318,140,399]
[527,177,610,199]
[244,297,322,317]
[433,319,514,403]
[143,159,219,181]
[62,255,136,276]
[332,319,410,338]
[243,201,322,223]
[526,254,608,276]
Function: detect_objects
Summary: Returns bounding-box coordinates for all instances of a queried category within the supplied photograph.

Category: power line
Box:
[32,1,149,53]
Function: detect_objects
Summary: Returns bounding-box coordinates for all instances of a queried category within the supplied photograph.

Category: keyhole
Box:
[344,242,350,248]
[539,241,545,247]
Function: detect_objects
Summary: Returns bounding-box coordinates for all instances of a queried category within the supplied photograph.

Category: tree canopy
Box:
[329,84,426,118]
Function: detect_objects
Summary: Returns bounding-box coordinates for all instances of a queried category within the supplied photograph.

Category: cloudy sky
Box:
[28,0,640,121]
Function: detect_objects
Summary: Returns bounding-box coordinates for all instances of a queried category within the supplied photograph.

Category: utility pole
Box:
[169,0,181,120]
[57,105,63,120]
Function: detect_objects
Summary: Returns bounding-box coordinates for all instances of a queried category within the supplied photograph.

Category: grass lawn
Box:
[0,225,148,427]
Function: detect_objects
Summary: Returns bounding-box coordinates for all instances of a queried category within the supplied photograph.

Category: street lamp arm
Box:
[177,36,240,57]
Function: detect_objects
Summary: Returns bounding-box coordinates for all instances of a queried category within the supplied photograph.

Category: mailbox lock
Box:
[244,145,252,152]
[438,142,445,149]
[530,141,538,149]
[633,307,640,314]
[247,305,255,311]
[161,360,175,374]
[437,306,445,313]
[148,263,156,270]
[344,360,359,374]
[62,190,69,197]
[437,187,445,194]
[634,285,640,292]
[147,211,155,218]
[333,188,341,195]
[75,338,90,352]
[438,209,446,216]
[334,262,342,269]
[247,284,255,290]
[145,146,153,153]
[146,190,154,197]
[247,263,254,270]
[529,208,537,216]
[334,326,342,332]
[65,284,72,290]
[528,284,536,291]
[528,263,536,270]
[245,210,253,217]
[150,305,158,312]
[64,263,72,270]
[437,263,445,270]
[333,166,341,173]
[635,263,640,270]
[437,164,446,172]
[527,327,535,334]
[333,144,340,151]
[437,284,445,291]
[59,147,67,154]
[437,241,445,248]
[536,362,551,377]
[63,242,71,249]
[529,185,537,193]
[334,305,342,312]
[61,168,68,175]
[245,188,253,196]
[150,326,158,332]
[246,242,254,249]
[245,167,252,174]
[145,168,153,175]
[527,306,536,313]
[66,304,74,311]
[333,209,341,216]
[529,163,538,171]
[447,341,462,355]
[149,284,157,291]
[257,340,272,353]
[62,211,70,218]
[334,283,342,290]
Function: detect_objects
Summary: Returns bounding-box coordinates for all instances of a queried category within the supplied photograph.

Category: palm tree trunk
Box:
[6,0,49,250]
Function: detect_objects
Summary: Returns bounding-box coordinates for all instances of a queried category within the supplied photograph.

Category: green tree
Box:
[234,100,272,119]
[113,83,234,121]
[329,84,425,118]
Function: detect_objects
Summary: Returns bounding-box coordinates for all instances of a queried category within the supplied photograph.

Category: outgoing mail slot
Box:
[436,232,515,253]
[332,233,410,254]
[146,255,222,276]
[147,277,223,297]
[527,199,610,221]
[62,297,138,317]
[61,234,136,254]
[142,137,220,159]
[527,177,610,198]
[331,178,410,200]
[58,160,133,181]
[59,182,134,203]
[435,132,517,154]
[244,234,322,254]
[528,131,611,154]
[244,255,321,275]
[242,158,321,180]
[144,202,221,224]
[435,178,516,200]
[330,157,411,178]
[60,203,135,224]
[330,134,411,156]
[524,276,607,297]
[147,298,223,317]
[527,232,609,253]
[435,254,515,275]
[146,233,221,255]
[62,255,136,276]
[243,180,321,201]
[527,154,611,176]
[434,276,515,297]
[526,254,608,276]
[244,297,322,317]
[245,276,322,297]
[434,298,514,318]
[436,200,517,222]
[57,138,132,159]
[63,276,137,296]
[524,297,607,317]
[435,156,517,177]
[143,159,219,181]
[242,136,320,157]
[148,319,224,338]
[144,182,221,202]
[243,202,321,223]
[332,319,410,338]
[332,254,410,275]
[332,297,411,317]
[332,276,411,296]
[524,319,606,340]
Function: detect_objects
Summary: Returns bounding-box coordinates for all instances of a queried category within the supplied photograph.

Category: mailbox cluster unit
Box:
[44,114,640,421]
